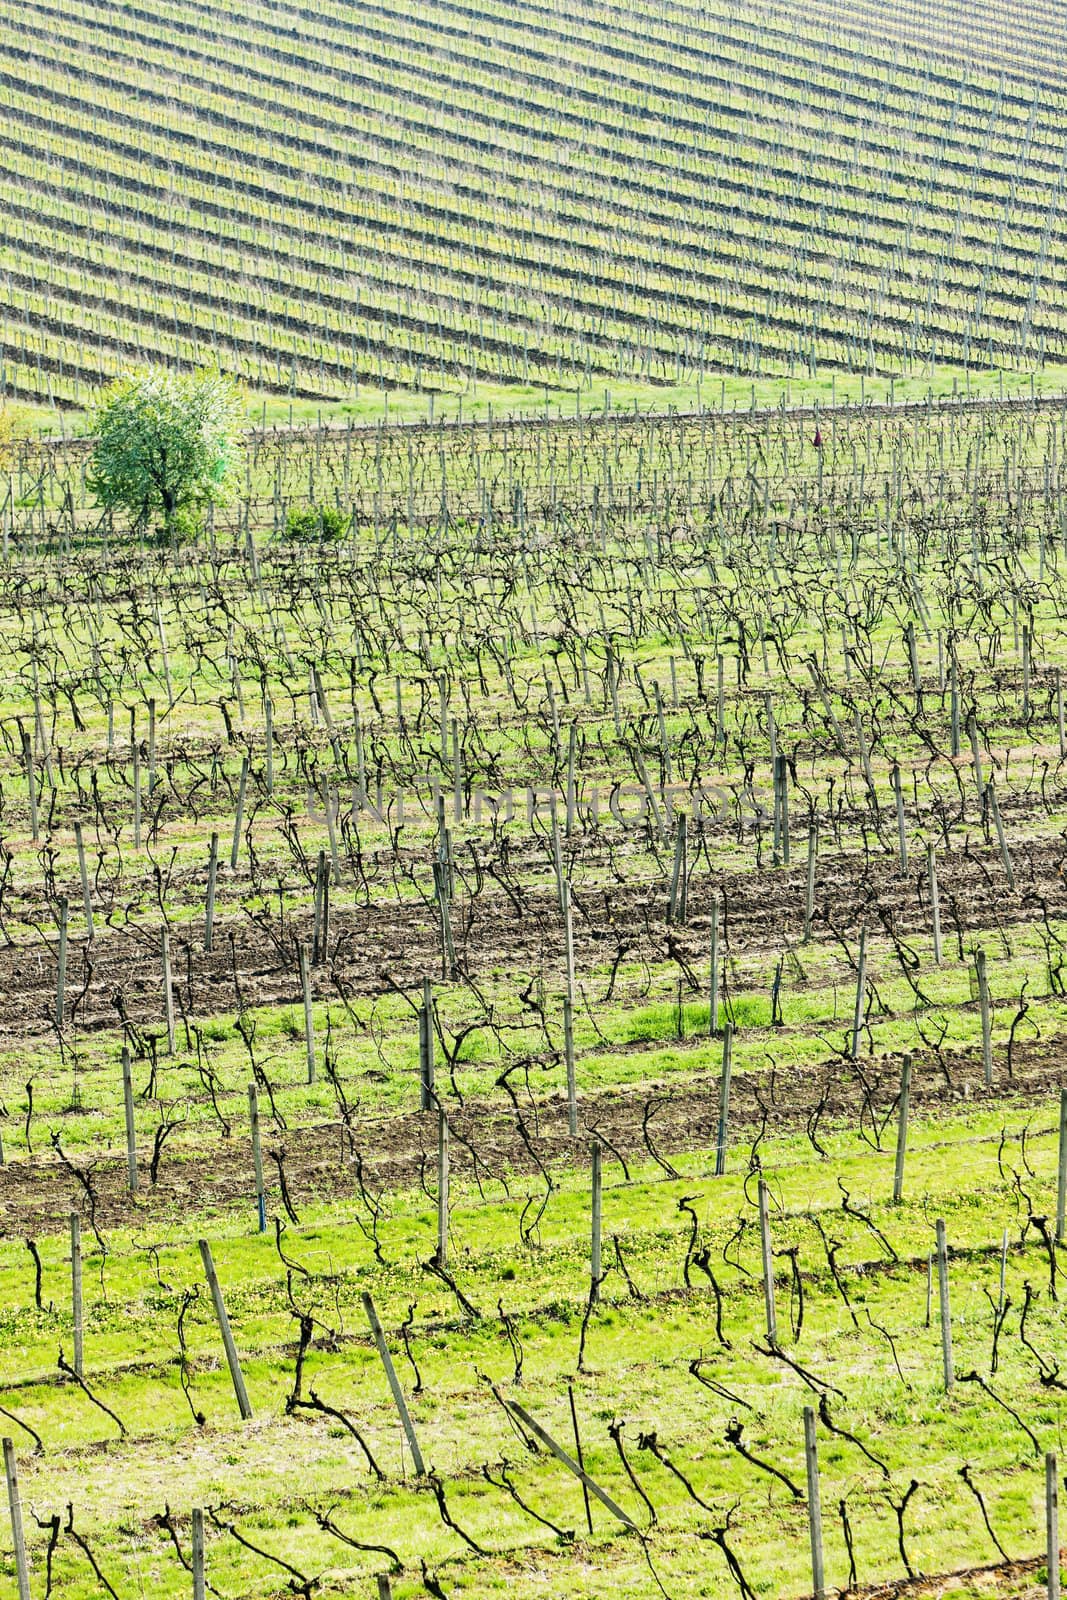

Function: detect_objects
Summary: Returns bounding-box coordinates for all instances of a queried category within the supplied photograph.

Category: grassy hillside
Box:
[0,394,1066,1597]
[3,0,1067,406]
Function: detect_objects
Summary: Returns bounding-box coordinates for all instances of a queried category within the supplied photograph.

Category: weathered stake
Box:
[850,926,868,1061]
[1057,1089,1067,1245]
[199,1240,253,1419]
[204,832,219,953]
[774,752,790,865]
[804,1407,826,1600]
[803,822,818,943]
[71,1211,84,1379]
[892,763,908,875]
[192,1506,206,1600]
[565,722,577,836]
[975,948,993,1086]
[506,1401,636,1529]
[362,1291,425,1476]
[248,1082,265,1232]
[147,697,157,794]
[74,821,93,939]
[892,1053,912,1204]
[297,941,315,1084]
[715,1023,733,1177]
[988,782,1015,890]
[436,1109,449,1268]
[55,895,68,1028]
[21,724,38,843]
[312,850,327,964]
[936,1218,953,1393]
[2,1437,31,1600]
[667,812,688,924]
[122,1046,138,1192]
[1048,1451,1060,1600]
[709,891,721,1035]
[927,843,942,964]
[132,737,141,850]
[434,859,457,977]
[264,694,275,794]
[450,720,464,825]
[230,754,249,870]
[564,993,577,1137]
[758,1178,777,1346]
[590,1141,603,1302]
[968,710,985,804]
[419,978,434,1111]
[162,926,176,1055]
[562,881,578,1133]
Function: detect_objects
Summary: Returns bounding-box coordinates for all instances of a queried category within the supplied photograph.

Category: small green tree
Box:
[88,368,243,541]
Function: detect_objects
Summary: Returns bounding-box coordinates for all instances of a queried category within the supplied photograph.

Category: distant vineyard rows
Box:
[2,0,1067,403]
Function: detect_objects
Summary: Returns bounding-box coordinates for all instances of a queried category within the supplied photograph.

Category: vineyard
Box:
[4,0,1067,406]
[0,391,1059,1598]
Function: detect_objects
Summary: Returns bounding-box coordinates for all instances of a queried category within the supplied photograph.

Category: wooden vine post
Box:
[927,843,941,964]
[419,978,435,1110]
[437,1108,449,1267]
[715,1022,733,1177]
[362,1291,425,1476]
[199,1240,253,1420]
[248,1082,266,1232]
[2,1438,31,1600]
[55,895,68,1028]
[1048,1451,1060,1600]
[122,1046,138,1192]
[975,948,992,1086]
[803,1407,825,1600]
[709,890,721,1036]
[563,880,577,1135]
[162,926,176,1054]
[803,822,818,942]
[70,1211,84,1379]
[297,941,316,1084]
[850,926,867,1061]
[892,1053,911,1204]
[935,1218,953,1394]
[590,1140,603,1302]
[204,831,219,952]
[192,1506,206,1600]
[758,1178,777,1346]
[506,1401,636,1529]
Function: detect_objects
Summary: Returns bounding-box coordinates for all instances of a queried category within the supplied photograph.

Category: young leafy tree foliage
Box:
[89,368,243,540]
[0,402,29,472]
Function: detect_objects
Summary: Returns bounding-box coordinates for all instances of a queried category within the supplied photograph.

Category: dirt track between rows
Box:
[2,1033,1063,1237]
[0,828,1059,1043]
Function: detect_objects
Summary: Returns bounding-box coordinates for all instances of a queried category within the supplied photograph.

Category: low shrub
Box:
[284,504,348,541]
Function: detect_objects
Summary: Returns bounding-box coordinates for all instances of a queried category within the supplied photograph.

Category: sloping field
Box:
[0,395,1064,1595]
[3,0,1067,404]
